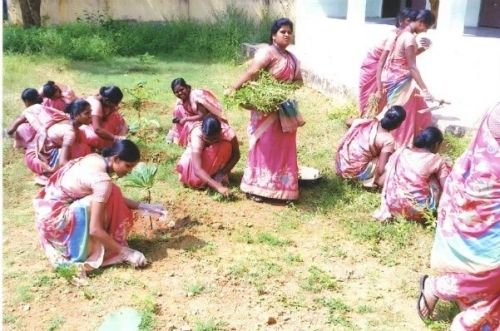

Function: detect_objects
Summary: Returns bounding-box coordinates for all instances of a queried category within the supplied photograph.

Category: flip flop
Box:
[417,275,436,321]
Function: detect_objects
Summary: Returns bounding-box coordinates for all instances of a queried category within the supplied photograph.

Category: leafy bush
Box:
[3,6,278,62]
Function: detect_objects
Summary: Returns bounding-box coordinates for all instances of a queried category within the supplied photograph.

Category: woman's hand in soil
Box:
[216,185,230,197]
[120,247,147,268]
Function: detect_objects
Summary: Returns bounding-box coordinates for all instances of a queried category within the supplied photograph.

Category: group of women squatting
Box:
[6,13,498,331]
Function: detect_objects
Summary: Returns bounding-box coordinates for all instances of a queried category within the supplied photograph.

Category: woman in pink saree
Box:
[7,88,44,149]
[23,99,93,185]
[417,103,500,331]
[380,9,436,148]
[227,18,304,202]
[336,106,406,187]
[176,115,240,196]
[34,140,166,276]
[41,80,76,112]
[81,85,128,150]
[166,78,227,147]
[373,127,451,222]
[359,8,418,118]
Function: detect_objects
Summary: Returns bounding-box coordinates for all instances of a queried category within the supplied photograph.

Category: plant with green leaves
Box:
[125,81,152,120]
[225,70,300,112]
[120,162,158,203]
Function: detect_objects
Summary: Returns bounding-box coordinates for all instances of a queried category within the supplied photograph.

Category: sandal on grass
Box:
[417,274,438,321]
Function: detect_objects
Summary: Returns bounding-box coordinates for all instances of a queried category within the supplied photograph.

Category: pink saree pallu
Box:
[34,160,133,270]
[13,104,68,149]
[335,119,378,183]
[373,147,451,221]
[383,77,431,148]
[176,141,232,188]
[430,104,500,331]
[81,111,128,149]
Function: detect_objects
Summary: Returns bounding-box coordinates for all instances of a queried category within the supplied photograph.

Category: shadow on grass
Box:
[296,173,375,214]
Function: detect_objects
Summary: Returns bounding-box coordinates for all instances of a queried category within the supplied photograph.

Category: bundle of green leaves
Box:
[225,70,300,113]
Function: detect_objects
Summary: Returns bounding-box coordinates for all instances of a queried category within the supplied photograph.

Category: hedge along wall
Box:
[7,0,295,25]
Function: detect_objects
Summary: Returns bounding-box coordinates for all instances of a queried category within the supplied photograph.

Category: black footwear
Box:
[246,193,264,203]
[417,275,438,321]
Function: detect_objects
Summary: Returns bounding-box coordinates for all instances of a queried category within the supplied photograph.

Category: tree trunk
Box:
[18,0,41,28]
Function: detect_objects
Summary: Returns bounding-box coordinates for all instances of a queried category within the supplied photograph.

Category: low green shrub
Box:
[4,6,276,62]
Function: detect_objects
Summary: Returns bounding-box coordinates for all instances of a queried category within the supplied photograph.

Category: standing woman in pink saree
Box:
[82,85,128,150]
[359,8,418,118]
[417,103,500,330]
[381,9,436,148]
[41,80,76,112]
[176,115,240,196]
[373,127,451,222]
[23,99,93,184]
[227,18,303,202]
[166,78,228,147]
[336,106,406,187]
[34,140,167,276]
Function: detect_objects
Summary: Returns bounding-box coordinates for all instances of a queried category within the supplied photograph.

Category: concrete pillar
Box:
[436,0,467,36]
[346,0,366,24]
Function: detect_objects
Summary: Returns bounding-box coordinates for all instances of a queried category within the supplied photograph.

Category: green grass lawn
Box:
[2,54,465,330]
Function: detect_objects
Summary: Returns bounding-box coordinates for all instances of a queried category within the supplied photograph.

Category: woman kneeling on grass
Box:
[176,115,240,197]
[417,102,500,331]
[34,140,167,275]
[373,127,452,222]
[166,78,228,147]
[335,105,406,187]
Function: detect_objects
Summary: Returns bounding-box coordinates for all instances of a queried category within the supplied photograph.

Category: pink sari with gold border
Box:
[240,45,302,200]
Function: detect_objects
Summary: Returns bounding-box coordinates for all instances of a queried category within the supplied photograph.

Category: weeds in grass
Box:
[284,252,304,265]
[47,316,65,331]
[441,133,470,161]
[32,274,54,287]
[194,319,227,331]
[277,294,308,309]
[16,285,32,302]
[256,232,291,246]
[55,264,79,283]
[134,294,158,331]
[82,288,96,300]
[185,281,206,297]
[3,314,17,324]
[319,298,355,328]
[301,266,339,293]
[356,305,374,314]
[327,100,358,122]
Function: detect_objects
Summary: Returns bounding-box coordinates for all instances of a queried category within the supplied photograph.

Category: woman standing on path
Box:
[380,9,436,148]
[417,102,500,330]
[226,18,303,202]
[34,140,166,275]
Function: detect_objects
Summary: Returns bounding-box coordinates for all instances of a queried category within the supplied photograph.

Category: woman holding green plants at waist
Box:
[225,17,304,202]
